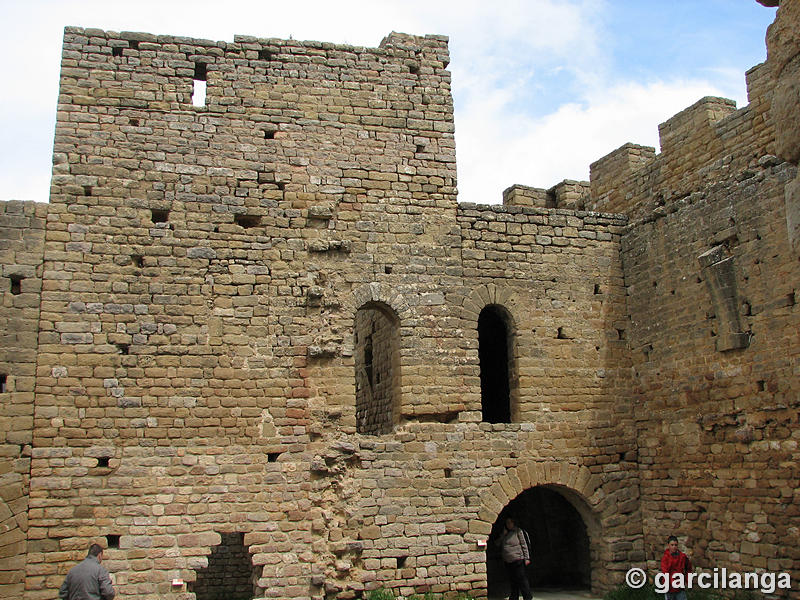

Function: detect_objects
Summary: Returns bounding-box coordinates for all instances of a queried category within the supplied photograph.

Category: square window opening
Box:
[10,275,23,295]
[0,374,7,393]
[151,209,170,224]
[192,79,207,107]
[234,214,261,229]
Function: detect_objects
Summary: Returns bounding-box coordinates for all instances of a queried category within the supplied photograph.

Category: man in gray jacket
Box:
[58,543,116,600]
[498,516,532,600]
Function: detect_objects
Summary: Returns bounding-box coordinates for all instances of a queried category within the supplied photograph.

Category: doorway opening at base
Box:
[487,485,592,598]
[188,532,260,600]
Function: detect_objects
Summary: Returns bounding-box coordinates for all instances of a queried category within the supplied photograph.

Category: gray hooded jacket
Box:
[58,555,115,600]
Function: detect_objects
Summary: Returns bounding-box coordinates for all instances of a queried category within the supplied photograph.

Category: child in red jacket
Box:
[660,536,692,600]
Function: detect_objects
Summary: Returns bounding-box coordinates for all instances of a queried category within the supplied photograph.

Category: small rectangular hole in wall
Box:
[397,556,408,568]
[106,534,120,549]
[128,40,139,50]
[0,374,7,393]
[415,144,425,153]
[10,275,23,295]
[116,343,130,355]
[112,46,123,57]
[96,457,111,468]
[259,49,275,61]
[83,186,92,197]
[444,467,452,478]
[132,254,144,268]
[192,80,207,107]
[192,62,207,107]
[409,64,420,75]
[757,380,766,392]
[234,214,261,229]
[384,266,392,274]
[594,283,601,295]
[267,452,282,463]
[129,117,139,127]
[616,328,626,340]
[557,327,568,339]
[264,129,276,139]
[193,62,207,81]
[151,209,169,224]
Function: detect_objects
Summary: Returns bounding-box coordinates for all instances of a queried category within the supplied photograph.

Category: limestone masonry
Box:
[0,2,798,599]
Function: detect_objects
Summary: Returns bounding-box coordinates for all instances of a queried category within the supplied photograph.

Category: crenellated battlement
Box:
[506,58,777,222]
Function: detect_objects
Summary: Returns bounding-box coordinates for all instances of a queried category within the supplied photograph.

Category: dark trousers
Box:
[503,559,532,600]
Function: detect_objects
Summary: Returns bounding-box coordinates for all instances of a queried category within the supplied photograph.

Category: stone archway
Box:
[488,486,594,597]
[470,461,609,596]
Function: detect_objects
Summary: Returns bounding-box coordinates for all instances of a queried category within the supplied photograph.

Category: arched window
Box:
[479,305,513,423]
[354,302,400,435]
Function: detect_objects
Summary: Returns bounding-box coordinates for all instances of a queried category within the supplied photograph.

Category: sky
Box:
[0,0,778,206]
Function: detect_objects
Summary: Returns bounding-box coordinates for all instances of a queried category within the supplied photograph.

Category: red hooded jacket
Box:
[660,549,692,592]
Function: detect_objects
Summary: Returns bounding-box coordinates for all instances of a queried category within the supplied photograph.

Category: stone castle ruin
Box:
[1,2,798,599]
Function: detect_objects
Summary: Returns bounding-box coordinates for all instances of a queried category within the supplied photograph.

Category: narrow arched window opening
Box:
[355,302,400,435]
[479,305,512,423]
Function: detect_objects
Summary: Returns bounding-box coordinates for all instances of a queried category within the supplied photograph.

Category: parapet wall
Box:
[587,63,776,219]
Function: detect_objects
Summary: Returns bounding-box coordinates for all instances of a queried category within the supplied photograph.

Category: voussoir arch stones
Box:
[341,283,412,356]
[347,282,412,319]
[458,283,520,329]
[468,460,605,537]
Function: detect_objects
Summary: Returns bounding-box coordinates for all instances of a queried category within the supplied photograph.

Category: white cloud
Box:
[455,78,733,205]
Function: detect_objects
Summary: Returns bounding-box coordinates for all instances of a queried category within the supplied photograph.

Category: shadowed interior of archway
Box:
[188,532,259,600]
[487,486,591,597]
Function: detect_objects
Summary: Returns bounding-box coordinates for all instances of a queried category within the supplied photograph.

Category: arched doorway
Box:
[487,486,592,597]
[479,304,514,423]
[354,301,400,435]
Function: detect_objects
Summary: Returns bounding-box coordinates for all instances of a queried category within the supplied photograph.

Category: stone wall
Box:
[621,158,798,580]
[0,201,45,598]
[10,24,647,600]
[576,3,799,591]
[1,3,798,599]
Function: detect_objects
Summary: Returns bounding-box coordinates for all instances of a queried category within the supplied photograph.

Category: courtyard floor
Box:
[489,589,602,600]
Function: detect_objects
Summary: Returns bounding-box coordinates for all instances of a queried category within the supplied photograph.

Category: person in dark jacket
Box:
[59,543,116,600]
[660,535,692,600]
[497,516,532,600]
